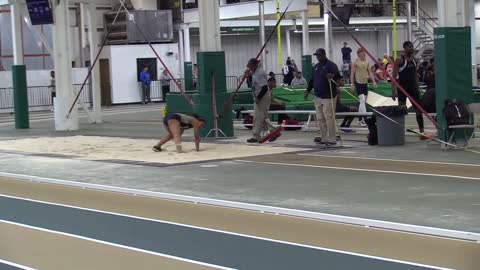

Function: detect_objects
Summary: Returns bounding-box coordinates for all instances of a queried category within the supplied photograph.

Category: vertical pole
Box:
[258,0,266,70]
[198,0,221,51]
[276,0,282,68]
[54,0,79,131]
[301,10,309,56]
[11,2,29,129]
[386,31,390,56]
[184,24,191,62]
[324,0,333,59]
[88,3,102,123]
[11,2,24,66]
[393,0,398,59]
[178,28,185,80]
[301,10,311,82]
[183,24,193,90]
[407,1,412,42]
[415,0,419,28]
[286,29,291,58]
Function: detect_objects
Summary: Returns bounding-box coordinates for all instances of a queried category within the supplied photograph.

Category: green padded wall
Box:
[434,27,474,141]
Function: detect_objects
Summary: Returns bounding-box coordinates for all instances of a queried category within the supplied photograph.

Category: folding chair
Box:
[447,103,480,148]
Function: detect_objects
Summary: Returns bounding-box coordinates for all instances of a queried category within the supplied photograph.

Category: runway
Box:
[1,177,477,270]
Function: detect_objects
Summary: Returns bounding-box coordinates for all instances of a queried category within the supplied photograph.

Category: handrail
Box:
[418,6,438,28]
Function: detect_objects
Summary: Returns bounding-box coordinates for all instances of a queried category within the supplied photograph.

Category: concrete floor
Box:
[0,105,479,235]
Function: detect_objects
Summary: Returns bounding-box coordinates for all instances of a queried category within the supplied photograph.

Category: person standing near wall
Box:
[350,48,377,126]
[159,69,170,102]
[282,57,298,86]
[140,67,152,104]
[50,71,56,111]
[305,48,341,146]
[341,42,352,65]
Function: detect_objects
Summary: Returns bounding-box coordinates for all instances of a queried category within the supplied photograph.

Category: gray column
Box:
[88,3,102,123]
[286,29,291,57]
[198,0,221,51]
[183,24,191,62]
[10,2,23,65]
[323,0,333,58]
[386,31,390,56]
[301,10,309,56]
[258,0,266,70]
[407,1,412,42]
[53,0,79,131]
[178,28,185,78]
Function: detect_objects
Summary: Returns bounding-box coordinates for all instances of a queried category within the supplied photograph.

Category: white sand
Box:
[0,136,300,164]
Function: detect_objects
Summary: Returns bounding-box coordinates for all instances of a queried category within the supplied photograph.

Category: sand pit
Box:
[0,136,302,164]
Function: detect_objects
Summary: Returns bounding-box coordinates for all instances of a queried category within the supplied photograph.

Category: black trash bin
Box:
[374,105,408,146]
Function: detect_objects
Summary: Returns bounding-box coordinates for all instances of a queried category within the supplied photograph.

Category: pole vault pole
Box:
[220,0,294,119]
[117,0,193,106]
[66,4,124,118]
[393,0,398,59]
[277,0,282,68]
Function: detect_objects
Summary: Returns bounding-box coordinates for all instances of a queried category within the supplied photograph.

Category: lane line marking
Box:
[0,219,235,270]
[297,153,480,167]
[0,194,458,269]
[235,160,480,181]
[0,259,37,270]
[1,172,479,242]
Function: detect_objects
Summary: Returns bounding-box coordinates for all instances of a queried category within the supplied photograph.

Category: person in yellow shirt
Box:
[350,48,377,126]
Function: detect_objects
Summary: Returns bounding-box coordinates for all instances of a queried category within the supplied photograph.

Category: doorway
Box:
[99,59,112,106]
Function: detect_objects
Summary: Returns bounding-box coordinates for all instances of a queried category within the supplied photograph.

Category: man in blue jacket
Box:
[305,48,340,146]
[140,67,152,104]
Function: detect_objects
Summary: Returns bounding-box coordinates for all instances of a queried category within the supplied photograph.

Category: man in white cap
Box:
[245,58,281,143]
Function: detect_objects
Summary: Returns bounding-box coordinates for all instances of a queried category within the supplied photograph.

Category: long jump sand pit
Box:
[0,136,302,164]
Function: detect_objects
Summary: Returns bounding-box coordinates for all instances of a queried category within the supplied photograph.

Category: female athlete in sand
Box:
[153,113,206,153]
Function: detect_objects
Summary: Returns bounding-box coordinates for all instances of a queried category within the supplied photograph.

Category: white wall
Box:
[106,44,179,104]
[131,0,157,10]
[0,68,89,88]
[188,29,408,77]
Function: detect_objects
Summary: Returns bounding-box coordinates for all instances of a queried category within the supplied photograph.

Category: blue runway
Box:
[0,195,450,270]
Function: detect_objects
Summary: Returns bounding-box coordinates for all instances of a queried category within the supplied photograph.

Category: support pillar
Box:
[87,3,102,123]
[53,0,79,131]
[386,31,390,56]
[323,0,333,59]
[286,29,291,58]
[11,2,29,129]
[435,0,473,142]
[258,0,266,70]
[301,10,312,82]
[196,0,233,137]
[183,24,193,91]
[178,28,185,80]
[407,1,412,42]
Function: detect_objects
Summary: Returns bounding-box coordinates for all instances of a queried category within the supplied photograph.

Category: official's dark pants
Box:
[142,84,151,104]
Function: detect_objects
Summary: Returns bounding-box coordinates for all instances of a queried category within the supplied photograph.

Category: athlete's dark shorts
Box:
[397,86,420,104]
[355,82,368,96]
[163,113,181,126]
